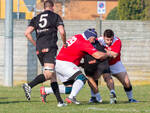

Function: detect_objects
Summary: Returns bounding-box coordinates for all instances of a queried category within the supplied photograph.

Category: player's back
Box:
[57,34,97,65]
[32,10,61,50]
[35,10,59,34]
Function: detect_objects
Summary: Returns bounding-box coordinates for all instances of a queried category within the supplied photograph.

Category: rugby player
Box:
[98,29,138,103]
[40,28,110,104]
[82,39,117,104]
[22,0,67,107]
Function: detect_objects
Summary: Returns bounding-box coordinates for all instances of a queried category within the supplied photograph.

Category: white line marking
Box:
[88,107,150,112]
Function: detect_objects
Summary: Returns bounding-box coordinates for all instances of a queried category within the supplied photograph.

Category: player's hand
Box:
[88,60,96,64]
[106,49,112,58]
[106,49,118,59]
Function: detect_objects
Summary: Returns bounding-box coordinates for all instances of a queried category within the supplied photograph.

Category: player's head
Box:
[44,0,54,11]
[103,29,114,46]
[84,28,97,43]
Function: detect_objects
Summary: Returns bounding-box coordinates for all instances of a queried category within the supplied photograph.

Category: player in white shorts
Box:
[40,28,110,104]
[98,29,138,103]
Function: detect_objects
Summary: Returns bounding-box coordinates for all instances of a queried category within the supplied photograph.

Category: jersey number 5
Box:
[39,14,48,28]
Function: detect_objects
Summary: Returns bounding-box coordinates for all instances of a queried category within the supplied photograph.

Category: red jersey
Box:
[56,34,97,66]
[98,36,121,65]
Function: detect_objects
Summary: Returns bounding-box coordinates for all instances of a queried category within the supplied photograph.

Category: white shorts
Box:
[110,61,126,74]
[55,60,81,83]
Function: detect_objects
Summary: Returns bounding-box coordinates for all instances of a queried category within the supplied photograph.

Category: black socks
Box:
[51,82,63,103]
[28,74,46,88]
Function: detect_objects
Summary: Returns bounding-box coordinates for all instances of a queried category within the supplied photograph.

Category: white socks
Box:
[45,84,66,94]
[69,80,84,99]
[126,90,133,99]
[110,89,116,94]
[90,88,102,102]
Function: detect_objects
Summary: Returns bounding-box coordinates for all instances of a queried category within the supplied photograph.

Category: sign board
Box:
[97,1,106,14]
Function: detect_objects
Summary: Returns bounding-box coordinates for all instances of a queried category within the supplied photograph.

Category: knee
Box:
[43,67,55,80]
[103,74,112,83]
[124,85,132,92]
[123,74,131,87]
[123,79,131,88]
[44,72,54,80]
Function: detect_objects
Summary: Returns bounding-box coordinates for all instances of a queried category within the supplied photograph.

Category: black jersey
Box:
[29,10,64,51]
[83,40,110,76]
[84,40,106,66]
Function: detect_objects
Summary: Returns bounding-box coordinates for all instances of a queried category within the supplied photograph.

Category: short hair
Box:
[44,0,54,9]
[104,29,114,38]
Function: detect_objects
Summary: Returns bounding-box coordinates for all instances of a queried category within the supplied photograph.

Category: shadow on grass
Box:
[0,96,41,104]
[0,100,40,104]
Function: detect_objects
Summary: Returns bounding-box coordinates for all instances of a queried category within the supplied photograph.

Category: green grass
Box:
[0,84,150,113]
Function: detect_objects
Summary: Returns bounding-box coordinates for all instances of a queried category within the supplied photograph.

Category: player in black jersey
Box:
[22,0,67,107]
[82,39,117,104]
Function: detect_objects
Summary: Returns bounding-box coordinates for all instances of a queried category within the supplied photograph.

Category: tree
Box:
[118,0,146,20]
[106,7,120,20]
[144,0,150,20]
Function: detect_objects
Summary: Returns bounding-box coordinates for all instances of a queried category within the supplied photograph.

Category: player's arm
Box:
[82,41,109,60]
[106,50,118,59]
[24,26,36,47]
[56,14,67,48]
[57,25,67,48]
[91,51,109,60]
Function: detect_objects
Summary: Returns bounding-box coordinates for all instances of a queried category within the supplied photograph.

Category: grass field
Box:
[0,83,150,113]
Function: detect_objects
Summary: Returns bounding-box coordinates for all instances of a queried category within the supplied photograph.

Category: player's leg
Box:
[54,60,84,104]
[43,49,66,106]
[65,71,87,104]
[103,73,117,104]
[113,72,138,103]
[22,53,46,101]
[40,80,74,103]
[23,48,65,106]
[43,80,73,95]
[84,62,102,103]
[87,76,102,103]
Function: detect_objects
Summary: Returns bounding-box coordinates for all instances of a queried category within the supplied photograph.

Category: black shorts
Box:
[63,80,75,86]
[84,60,110,77]
[37,48,57,66]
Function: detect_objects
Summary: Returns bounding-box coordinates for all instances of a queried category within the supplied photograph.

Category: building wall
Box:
[37,0,118,20]
[0,19,150,85]
[0,0,34,19]
[61,0,118,20]
[0,0,118,20]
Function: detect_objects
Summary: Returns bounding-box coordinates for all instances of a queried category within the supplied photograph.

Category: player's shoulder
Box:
[114,36,121,43]
[97,36,104,41]
[37,10,57,17]
[97,36,106,46]
[74,34,85,41]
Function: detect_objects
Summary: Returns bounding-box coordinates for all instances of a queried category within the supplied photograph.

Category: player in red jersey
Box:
[98,29,138,103]
[40,28,110,104]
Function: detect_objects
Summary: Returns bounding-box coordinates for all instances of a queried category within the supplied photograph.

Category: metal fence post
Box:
[4,0,13,87]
